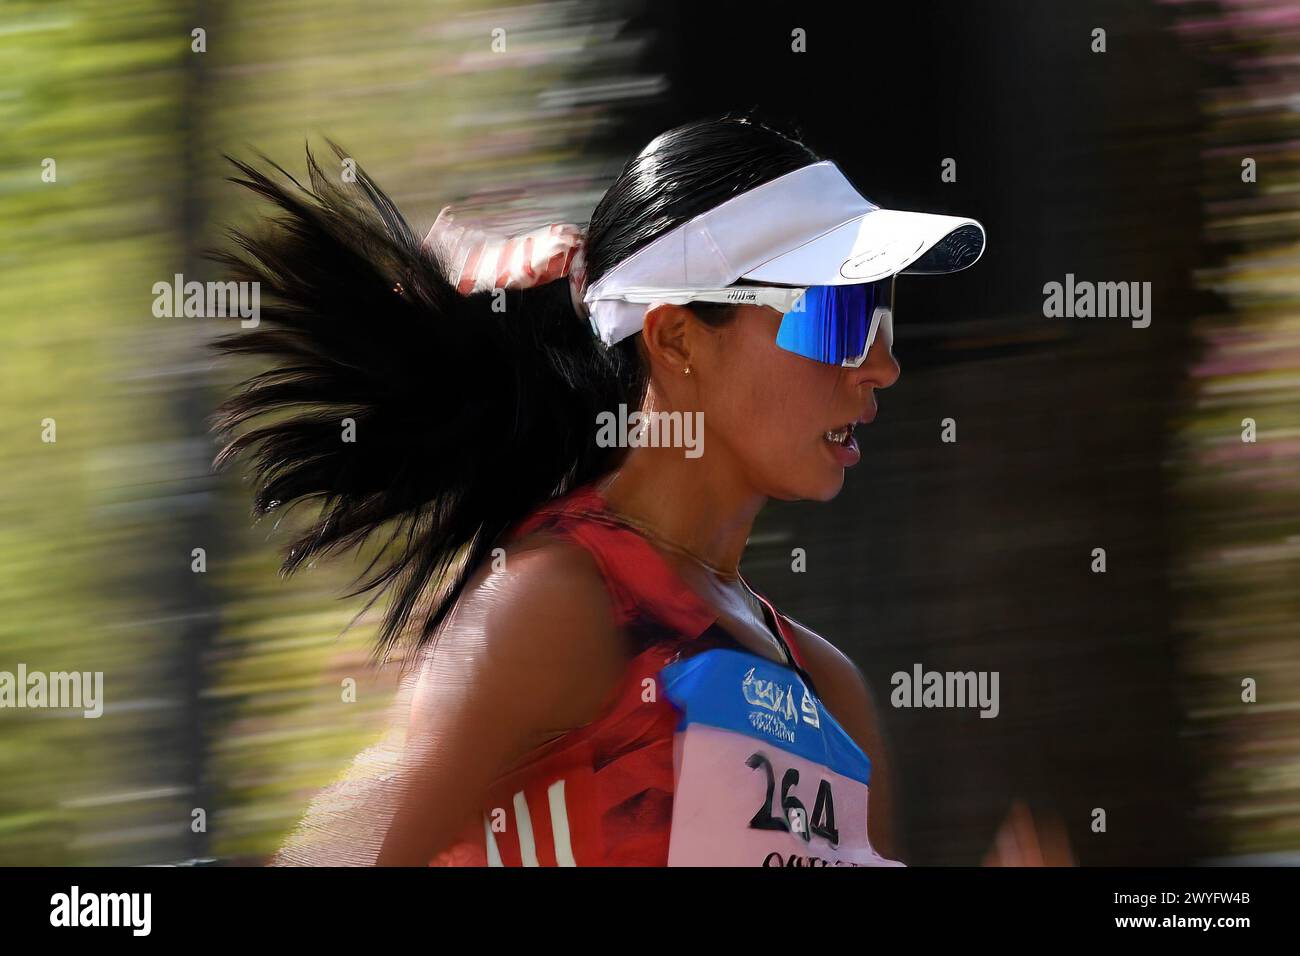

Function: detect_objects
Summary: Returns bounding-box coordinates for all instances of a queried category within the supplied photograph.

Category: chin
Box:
[811,471,846,501]
[767,469,846,503]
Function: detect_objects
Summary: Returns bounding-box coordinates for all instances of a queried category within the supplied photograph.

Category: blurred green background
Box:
[0,0,632,865]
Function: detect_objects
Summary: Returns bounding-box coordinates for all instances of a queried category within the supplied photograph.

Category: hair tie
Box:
[423,207,589,317]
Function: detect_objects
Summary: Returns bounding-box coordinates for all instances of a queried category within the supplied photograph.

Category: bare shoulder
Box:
[446,531,622,659]
[408,531,628,751]
[782,617,880,724]
[366,533,629,864]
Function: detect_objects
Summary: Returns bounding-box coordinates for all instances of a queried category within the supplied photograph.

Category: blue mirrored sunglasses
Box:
[610,277,894,367]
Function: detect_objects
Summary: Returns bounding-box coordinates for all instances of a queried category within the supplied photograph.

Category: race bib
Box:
[661,648,902,867]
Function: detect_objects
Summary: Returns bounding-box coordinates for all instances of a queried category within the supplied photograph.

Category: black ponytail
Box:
[211,144,643,659]
[212,116,818,658]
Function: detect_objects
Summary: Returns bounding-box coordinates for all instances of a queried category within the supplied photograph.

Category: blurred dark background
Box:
[1,0,1295,865]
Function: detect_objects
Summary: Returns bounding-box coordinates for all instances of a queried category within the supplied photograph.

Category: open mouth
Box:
[824,423,856,447]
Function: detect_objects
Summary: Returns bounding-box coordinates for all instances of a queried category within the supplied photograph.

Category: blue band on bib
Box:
[661,648,872,786]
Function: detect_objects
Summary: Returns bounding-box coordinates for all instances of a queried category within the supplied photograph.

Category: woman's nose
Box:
[850,323,900,390]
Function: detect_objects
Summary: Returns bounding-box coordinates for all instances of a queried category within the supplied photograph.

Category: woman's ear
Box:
[640,304,695,374]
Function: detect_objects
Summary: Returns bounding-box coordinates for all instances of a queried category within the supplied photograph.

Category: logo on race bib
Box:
[800,685,820,729]
[741,667,799,743]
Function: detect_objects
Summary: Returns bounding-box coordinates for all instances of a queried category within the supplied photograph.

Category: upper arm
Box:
[374,535,626,865]
[786,620,902,862]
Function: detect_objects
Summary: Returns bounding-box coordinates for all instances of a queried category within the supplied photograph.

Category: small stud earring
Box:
[683,366,692,376]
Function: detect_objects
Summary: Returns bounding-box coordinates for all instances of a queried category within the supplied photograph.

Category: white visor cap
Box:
[582,160,985,347]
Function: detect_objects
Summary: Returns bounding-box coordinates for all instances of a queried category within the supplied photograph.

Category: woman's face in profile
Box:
[692,302,901,501]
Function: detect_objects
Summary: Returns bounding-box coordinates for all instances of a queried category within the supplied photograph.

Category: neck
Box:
[599,443,765,577]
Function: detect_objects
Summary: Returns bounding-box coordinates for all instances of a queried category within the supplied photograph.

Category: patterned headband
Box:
[422,206,590,319]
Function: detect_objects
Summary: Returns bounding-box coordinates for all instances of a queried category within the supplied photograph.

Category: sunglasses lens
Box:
[774,279,892,366]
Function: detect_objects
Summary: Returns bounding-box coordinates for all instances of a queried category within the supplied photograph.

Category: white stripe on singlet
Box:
[512,790,539,866]
[547,779,576,866]
[484,812,503,867]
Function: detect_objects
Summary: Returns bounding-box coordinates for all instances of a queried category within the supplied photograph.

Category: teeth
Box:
[824,425,854,446]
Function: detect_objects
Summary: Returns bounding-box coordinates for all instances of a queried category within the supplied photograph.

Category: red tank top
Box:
[428,484,812,867]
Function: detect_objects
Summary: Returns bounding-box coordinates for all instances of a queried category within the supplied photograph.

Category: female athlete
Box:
[213,114,989,866]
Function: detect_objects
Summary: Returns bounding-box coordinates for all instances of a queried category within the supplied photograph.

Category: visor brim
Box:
[739,208,986,285]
